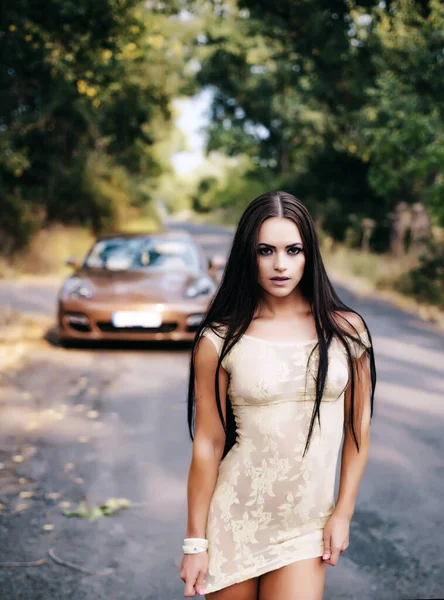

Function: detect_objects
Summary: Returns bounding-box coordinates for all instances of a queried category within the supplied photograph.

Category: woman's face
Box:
[256,217,306,298]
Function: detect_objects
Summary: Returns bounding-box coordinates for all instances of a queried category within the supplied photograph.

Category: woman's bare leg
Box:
[258,557,326,600]
[206,576,259,600]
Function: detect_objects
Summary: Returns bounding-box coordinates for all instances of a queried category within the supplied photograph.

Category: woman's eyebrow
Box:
[258,242,303,248]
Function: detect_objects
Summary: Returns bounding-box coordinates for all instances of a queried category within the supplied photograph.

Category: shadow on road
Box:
[44,325,194,353]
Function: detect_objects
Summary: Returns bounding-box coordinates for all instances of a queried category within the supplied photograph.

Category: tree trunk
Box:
[389,201,411,258]
[410,202,431,257]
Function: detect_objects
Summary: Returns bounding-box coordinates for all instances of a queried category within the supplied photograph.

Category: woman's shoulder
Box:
[200,322,228,356]
[198,322,233,372]
[332,310,372,358]
[333,310,367,335]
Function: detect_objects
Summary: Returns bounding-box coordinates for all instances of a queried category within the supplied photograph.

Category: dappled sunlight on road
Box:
[370,441,421,481]
[368,332,444,417]
[140,463,188,519]
[0,399,110,444]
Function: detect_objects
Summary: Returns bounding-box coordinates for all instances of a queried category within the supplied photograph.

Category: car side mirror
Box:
[208,255,226,271]
[208,255,226,283]
[65,257,78,269]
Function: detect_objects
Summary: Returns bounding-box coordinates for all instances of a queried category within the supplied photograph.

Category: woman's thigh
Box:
[205,576,259,600]
[258,557,326,600]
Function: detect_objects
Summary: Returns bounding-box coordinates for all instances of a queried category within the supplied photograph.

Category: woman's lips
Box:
[270,277,290,286]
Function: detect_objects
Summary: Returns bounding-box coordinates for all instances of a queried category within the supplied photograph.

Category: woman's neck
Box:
[255,289,311,319]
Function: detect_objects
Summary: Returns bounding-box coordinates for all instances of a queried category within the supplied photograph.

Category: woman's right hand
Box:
[180,551,209,597]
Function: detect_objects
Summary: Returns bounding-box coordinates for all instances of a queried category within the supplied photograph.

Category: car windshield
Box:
[84,236,201,274]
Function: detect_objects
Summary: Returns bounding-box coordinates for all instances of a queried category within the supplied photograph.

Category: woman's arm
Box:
[322,322,373,566]
[185,335,229,537]
[335,341,372,520]
[180,335,228,597]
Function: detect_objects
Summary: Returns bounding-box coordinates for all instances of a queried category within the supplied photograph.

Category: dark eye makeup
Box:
[258,245,303,256]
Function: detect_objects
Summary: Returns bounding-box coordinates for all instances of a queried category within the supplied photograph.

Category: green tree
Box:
[186,0,444,250]
[0,0,194,249]
[358,0,444,226]
[186,0,382,240]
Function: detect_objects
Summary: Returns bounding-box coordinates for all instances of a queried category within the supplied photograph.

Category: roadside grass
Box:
[321,241,414,291]
[321,241,444,325]
[0,226,95,278]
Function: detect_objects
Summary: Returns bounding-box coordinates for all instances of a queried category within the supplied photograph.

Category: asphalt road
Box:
[0,220,443,600]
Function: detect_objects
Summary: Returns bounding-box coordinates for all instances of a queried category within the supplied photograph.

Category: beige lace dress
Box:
[200,326,371,594]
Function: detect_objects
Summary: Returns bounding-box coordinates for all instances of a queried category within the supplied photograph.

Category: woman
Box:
[180,191,377,599]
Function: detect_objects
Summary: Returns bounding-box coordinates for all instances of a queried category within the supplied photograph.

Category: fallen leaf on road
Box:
[63,500,89,518]
[0,503,6,511]
[15,503,28,512]
[19,491,34,499]
[59,501,71,509]
[64,462,75,472]
[74,477,84,485]
[101,498,131,514]
[12,455,24,464]
[18,478,27,484]
[42,524,54,531]
[46,492,62,500]
[90,506,103,520]
[45,409,65,421]
[62,497,131,521]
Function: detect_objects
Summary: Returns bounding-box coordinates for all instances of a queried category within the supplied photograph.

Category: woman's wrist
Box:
[182,537,208,554]
[185,530,206,538]
[332,504,353,521]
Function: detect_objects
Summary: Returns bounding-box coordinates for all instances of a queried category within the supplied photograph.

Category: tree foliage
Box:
[0,0,194,249]
[189,0,444,248]
[360,0,444,226]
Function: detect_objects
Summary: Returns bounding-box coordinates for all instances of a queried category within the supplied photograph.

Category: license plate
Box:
[111,311,162,328]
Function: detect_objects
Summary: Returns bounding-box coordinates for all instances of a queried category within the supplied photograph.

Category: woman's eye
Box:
[258,247,302,256]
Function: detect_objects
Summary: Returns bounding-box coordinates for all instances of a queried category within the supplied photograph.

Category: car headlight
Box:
[62,277,94,299]
[186,314,206,327]
[184,277,215,299]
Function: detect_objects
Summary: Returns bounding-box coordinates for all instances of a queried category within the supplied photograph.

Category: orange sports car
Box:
[57,230,226,344]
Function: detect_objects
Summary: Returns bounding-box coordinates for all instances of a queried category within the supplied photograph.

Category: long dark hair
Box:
[187,191,377,460]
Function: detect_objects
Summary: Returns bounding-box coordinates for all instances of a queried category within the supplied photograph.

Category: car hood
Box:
[75,268,201,303]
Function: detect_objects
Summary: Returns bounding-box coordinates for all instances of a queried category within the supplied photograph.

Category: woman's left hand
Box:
[322,511,351,566]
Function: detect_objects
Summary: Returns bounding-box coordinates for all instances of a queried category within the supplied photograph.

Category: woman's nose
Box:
[273,252,287,271]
